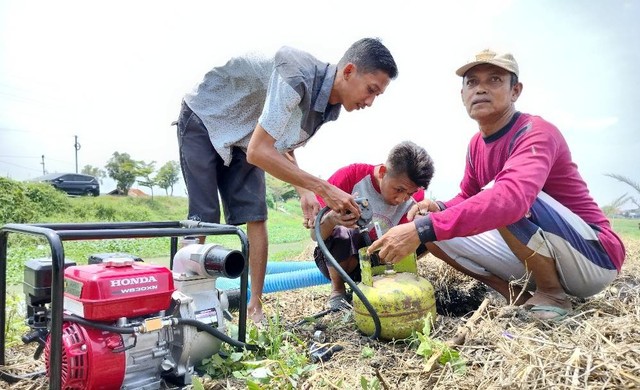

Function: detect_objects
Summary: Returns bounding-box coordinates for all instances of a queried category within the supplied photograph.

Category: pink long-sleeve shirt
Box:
[417,112,625,271]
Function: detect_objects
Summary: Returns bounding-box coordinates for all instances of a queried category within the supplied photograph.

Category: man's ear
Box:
[343,63,356,80]
[511,82,523,102]
[378,164,387,179]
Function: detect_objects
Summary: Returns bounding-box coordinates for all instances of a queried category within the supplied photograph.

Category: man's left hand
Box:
[300,191,321,229]
[368,223,421,264]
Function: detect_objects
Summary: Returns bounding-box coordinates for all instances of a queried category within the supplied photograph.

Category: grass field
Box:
[2,195,313,285]
[2,195,636,285]
[610,217,640,239]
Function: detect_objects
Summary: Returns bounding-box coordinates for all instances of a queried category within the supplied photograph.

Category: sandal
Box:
[527,305,570,321]
[326,293,351,311]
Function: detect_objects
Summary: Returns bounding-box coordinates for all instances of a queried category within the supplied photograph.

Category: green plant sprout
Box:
[412,314,466,373]
[199,301,317,389]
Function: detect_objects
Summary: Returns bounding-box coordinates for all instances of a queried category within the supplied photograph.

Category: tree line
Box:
[81,151,299,207]
[82,152,180,197]
[83,154,638,216]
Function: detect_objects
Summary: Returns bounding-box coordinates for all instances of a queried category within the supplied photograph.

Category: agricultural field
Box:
[1,190,639,389]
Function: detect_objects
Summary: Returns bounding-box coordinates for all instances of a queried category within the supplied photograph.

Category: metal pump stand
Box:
[0,220,249,390]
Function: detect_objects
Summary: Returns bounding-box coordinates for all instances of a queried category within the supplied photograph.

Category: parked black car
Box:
[30,173,100,196]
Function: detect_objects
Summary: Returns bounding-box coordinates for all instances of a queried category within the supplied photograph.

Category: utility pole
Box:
[74,135,81,173]
[41,155,46,175]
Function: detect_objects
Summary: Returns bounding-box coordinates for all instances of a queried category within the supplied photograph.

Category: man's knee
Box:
[246,220,267,228]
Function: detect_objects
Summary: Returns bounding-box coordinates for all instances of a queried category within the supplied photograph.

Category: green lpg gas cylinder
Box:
[353,249,437,340]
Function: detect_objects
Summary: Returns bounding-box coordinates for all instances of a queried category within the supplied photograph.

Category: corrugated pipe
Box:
[266,261,318,274]
[215,261,320,291]
[261,267,330,293]
[218,263,329,309]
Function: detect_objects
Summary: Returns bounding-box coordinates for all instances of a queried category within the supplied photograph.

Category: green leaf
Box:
[191,377,205,390]
[416,341,434,358]
[360,376,369,389]
[246,380,263,390]
[422,314,433,335]
[232,371,247,379]
[361,346,375,359]
[230,352,245,362]
[243,359,269,369]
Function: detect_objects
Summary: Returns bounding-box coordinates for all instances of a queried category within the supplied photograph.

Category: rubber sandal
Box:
[527,305,570,321]
[326,293,351,311]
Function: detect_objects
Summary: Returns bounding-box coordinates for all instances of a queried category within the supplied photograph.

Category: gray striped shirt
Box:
[184,46,341,165]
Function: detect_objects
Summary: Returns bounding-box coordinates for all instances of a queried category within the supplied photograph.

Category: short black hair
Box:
[338,38,398,80]
[509,72,519,88]
[386,141,434,189]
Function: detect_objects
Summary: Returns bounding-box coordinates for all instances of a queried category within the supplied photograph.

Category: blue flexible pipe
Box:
[262,267,329,294]
[216,261,319,291]
[266,261,317,274]
[216,266,328,295]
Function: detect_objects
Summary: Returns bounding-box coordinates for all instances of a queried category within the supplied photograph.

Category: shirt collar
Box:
[313,64,337,113]
[483,111,521,143]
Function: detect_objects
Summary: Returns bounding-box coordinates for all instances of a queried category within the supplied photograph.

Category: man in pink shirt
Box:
[369,49,625,320]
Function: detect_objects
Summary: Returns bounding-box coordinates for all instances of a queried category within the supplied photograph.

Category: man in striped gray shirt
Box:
[177,38,398,323]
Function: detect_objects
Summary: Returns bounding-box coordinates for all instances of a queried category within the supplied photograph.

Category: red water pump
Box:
[22,243,248,389]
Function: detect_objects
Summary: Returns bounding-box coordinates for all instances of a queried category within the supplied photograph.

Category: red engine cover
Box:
[63,259,175,321]
[45,322,125,390]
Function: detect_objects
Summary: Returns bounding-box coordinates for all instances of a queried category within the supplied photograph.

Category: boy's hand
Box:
[328,210,359,229]
[407,199,441,221]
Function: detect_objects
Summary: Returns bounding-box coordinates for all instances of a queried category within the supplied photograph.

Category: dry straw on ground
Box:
[3,240,639,389]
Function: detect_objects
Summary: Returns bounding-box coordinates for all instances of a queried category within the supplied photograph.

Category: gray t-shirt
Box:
[184,46,341,165]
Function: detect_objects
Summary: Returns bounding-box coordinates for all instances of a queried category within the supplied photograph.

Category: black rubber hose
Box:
[176,318,260,352]
[314,207,381,339]
[64,315,136,333]
[64,315,260,352]
[0,369,45,384]
[293,308,333,327]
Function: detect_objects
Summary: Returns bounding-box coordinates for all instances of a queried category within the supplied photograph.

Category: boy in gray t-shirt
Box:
[311,141,434,310]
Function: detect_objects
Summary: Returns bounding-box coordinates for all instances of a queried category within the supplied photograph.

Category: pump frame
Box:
[0,220,249,390]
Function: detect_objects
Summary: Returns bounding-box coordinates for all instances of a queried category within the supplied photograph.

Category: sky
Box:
[1,0,639,209]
